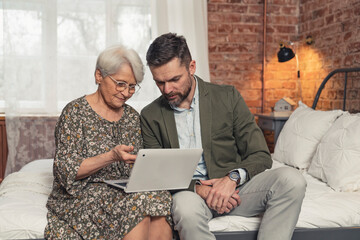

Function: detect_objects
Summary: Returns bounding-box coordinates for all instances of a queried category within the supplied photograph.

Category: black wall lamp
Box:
[277,36,314,79]
[277,41,300,78]
[276,36,314,102]
[277,43,295,62]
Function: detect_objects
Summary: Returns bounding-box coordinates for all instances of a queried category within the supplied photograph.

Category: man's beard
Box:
[166,74,192,108]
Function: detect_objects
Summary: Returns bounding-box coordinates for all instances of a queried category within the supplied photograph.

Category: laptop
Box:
[104,148,203,193]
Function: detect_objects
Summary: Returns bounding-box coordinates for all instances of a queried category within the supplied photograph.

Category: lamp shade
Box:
[277,44,295,62]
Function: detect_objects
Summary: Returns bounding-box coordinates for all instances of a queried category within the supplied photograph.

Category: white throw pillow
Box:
[308,113,360,192]
[272,102,343,169]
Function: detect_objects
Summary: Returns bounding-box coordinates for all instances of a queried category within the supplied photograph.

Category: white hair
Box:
[95,45,144,84]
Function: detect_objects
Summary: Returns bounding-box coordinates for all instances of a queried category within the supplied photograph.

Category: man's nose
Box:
[163,82,173,94]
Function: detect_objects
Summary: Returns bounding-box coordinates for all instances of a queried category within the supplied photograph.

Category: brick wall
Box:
[298,0,360,112]
[208,0,265,113]
[208,0,360,151]
[208,0,359,112]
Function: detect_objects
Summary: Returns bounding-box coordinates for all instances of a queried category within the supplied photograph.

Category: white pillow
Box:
[308,113,360,192]
[19,159,54,173]
[272,102,343,169]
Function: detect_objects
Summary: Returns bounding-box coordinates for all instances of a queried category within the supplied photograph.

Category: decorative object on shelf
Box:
[269,97,295,117]
[274,97,296,113]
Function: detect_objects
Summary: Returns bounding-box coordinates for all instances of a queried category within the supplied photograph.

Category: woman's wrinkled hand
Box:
[111,145,137,164]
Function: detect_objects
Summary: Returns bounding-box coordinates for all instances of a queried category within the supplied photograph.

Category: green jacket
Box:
[140,77,272,190]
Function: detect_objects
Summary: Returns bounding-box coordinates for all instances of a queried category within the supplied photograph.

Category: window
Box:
[0,0,157,114]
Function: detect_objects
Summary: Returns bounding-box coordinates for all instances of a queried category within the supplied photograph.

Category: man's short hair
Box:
[146,32,192,69]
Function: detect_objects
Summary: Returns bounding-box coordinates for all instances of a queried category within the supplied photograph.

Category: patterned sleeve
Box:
[117,106,144,177]
[129,108,144,152]
[53,101,89,196]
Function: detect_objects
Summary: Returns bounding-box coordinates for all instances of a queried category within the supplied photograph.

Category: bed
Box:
[0,68,359,239]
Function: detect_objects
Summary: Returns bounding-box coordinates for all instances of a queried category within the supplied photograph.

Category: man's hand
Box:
[195,184,212,200]
[201,177,241,214]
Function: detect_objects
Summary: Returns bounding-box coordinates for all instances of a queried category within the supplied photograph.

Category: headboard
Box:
[312,67,360,112]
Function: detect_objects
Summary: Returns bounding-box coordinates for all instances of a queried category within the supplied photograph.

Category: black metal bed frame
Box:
[312,67,360,110]
[213,67,360,240]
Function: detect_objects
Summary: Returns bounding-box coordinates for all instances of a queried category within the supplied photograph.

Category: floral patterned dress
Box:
[44,96,172,239]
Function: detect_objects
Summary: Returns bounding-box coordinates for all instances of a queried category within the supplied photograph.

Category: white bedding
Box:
[0,159,53,239]
[209,160,360,231]
[0,159,359,239]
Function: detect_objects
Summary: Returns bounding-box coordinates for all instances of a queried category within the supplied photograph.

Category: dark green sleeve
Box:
[140,108,163,149]
[231,87,272,179]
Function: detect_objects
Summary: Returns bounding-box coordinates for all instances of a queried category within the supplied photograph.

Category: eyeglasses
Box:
[107,75,140,93]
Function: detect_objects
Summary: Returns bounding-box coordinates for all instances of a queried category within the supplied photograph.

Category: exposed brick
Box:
[249,5,263,14]
[281,6,297,15]
[232,24,262,33]
[228,34,258,43]
[282,81,297,89]
[207,3,218,12]
[343,32,352,42]
[223,13,244,22]
[242,15,263,24]
[267,5,282,15]
[274,25,296,34]
[264,80,283,89]
[347,42,360,53]
[208,0,227,3]
[325,14,334,25]
[267,15,298,25]
[207,0,360,140]
[312,7,328,20]
[217,4,248,13]
[208,12,225,23]
[217,24,233,33]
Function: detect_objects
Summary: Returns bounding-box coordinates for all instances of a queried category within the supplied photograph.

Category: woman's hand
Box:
[111,145,137,164]
[76,145,137,180]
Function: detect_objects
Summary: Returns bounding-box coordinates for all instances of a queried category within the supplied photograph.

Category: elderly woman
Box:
[44,45,172,240]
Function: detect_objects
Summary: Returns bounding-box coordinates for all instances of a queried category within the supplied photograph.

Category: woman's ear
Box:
[95,69,103,85]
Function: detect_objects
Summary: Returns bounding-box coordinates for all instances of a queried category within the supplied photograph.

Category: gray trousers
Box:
[172,167,306,240]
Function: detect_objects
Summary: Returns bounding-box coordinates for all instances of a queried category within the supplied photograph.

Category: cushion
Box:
[272,102,343,169]
[19,159,54,173]
[308,113,360,192]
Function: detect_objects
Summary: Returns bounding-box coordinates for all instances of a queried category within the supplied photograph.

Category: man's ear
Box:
[189,60,196,75]
[95,69,103,85]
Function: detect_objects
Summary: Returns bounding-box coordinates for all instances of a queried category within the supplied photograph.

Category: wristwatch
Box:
[227,170,241,186]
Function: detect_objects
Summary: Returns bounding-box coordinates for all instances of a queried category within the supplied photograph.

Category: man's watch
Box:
[227,170,241,186]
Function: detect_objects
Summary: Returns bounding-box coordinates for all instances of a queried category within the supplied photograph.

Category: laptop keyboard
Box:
[114,182,127,187]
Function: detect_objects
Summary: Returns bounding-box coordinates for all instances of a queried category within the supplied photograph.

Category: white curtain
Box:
[1,0,208,175]
[151,0,210,81]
